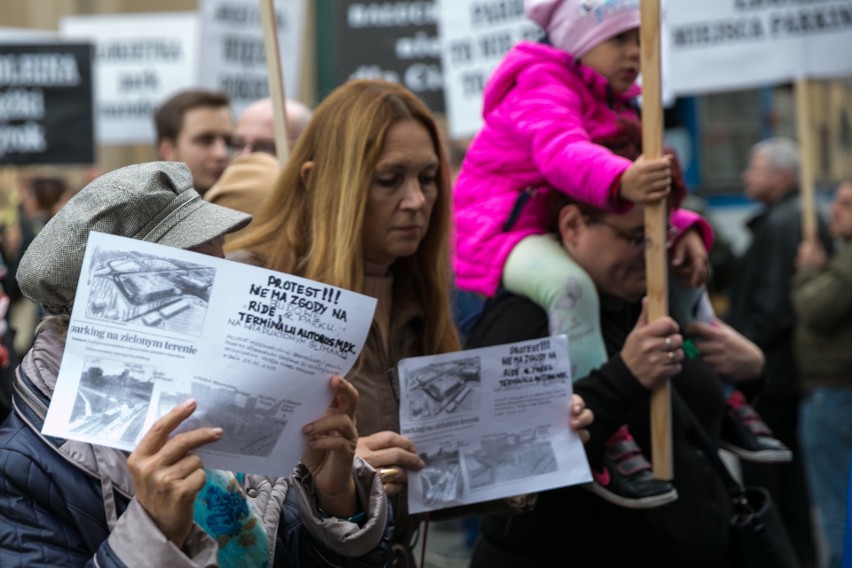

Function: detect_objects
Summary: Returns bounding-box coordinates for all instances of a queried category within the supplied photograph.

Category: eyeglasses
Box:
[586,216,680,249]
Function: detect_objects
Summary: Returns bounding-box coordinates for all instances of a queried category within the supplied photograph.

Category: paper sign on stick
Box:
[662,0,852,97]
[197,0,307,117]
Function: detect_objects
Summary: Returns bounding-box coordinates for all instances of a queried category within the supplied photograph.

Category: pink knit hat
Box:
[525,0,640,58]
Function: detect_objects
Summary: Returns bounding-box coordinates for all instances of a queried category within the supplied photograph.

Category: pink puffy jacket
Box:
[453,41,711,296]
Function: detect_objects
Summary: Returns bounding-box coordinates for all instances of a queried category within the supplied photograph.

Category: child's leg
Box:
[670,278,792,463]
[668,273,711,327]
[669,277,715,361]
[503,234,607,381]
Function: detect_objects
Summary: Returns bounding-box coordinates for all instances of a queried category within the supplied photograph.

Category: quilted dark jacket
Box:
[0,323,394,567]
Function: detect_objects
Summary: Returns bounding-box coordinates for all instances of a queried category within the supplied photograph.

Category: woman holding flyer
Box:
[227,79,593,567]
[0,162,392,567]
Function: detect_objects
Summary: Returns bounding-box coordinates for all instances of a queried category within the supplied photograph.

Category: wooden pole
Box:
[795,77,817,241]
[640,0,672,480]
[259,0,290,168]
[298,0,317,106]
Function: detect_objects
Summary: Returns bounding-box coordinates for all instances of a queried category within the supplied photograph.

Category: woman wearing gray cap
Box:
[0,162,391,566]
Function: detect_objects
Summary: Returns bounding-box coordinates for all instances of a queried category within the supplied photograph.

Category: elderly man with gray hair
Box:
[727,137,833,567]
[0,162,391,566]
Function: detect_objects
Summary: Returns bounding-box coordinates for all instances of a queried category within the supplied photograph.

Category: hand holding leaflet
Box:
[398,335,592,514]
[43,232,377,477]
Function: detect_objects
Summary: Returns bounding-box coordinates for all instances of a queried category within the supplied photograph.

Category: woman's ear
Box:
[300,161,315,187]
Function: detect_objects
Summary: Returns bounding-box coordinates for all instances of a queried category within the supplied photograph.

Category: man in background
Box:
[727,137,832,567]
[154,89,232,196]
[203,98,313,232]
[793,180,852,568]
[229,97,313,157]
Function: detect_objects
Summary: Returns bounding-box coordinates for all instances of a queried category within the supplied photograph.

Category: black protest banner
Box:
[0,43,94,165]
[317,0,445,111]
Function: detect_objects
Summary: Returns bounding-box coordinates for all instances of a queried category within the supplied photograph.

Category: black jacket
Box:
[727,191,833,398]
[466,293,731,568]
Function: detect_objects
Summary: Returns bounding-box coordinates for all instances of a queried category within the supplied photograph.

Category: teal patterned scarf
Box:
[193,469,269,567]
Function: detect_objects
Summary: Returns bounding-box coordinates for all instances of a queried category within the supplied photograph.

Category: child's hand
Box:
[670,228,708,287]
[684,320,764,383]
[619,155,672,204]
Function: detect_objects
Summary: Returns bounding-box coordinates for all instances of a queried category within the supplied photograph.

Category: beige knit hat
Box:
[17,161,252,314]
[204,152,279,217]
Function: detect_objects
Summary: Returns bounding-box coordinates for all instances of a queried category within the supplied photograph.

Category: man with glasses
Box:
[230,97,313,158]
[465,193,765,567]
[201,98,314,224]
[584,214,680,249]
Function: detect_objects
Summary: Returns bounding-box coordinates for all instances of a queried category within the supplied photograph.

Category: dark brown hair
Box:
[153,89,230,142]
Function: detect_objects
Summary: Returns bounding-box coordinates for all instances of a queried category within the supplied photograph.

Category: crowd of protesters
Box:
[1,0,850,567]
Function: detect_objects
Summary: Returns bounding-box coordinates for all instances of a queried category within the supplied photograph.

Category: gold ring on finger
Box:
[379,466,401,483]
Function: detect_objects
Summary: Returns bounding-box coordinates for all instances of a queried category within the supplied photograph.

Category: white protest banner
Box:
[662,0,852,97]
[43,232,377,477]
[436,0,539,139]
[60,13,199,145]
[398,335,591,513]
[0,27,55,42]
[198,0,306,117]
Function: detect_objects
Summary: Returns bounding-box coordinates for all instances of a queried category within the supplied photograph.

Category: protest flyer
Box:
[398,336,592,514]
[42,232,376,476]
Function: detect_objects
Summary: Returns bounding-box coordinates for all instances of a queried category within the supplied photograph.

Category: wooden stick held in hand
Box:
[795,78,817,241]
[640,0,673,481]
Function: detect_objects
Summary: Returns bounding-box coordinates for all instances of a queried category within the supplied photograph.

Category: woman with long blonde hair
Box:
[228,79,461,566]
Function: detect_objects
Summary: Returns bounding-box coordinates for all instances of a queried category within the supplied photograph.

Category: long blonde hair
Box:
[228,80,459,355]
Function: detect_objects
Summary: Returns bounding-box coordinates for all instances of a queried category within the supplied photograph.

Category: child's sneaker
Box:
[721,390,792,463]
[586,426,678,509]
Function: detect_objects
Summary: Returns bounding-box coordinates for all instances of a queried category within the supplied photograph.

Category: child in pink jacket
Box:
[454,0,711,509]
[455,0,712,350]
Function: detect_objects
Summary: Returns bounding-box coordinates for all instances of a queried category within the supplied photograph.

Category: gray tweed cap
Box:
[17,161,252,315]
